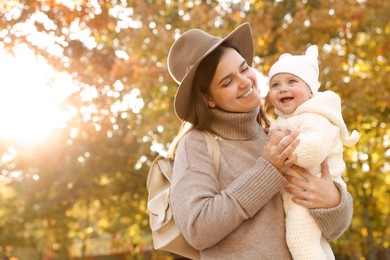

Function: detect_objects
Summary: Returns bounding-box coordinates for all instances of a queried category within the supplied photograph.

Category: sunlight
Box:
[0,44,77,144]
[255,69,269,98]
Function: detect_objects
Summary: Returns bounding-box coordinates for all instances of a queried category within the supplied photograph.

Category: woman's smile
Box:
[238,86,254,99]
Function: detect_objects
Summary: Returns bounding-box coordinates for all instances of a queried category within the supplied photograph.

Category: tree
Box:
[0,0,388,258]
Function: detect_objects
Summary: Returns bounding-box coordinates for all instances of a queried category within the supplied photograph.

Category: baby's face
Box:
[268,73,313,114]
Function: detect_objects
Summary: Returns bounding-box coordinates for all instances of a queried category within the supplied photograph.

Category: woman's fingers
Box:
[289,164,311,182]
[283,174,308,191]
[290,196,315,208]
[269,130,300,163]
[283,153,297,167]
[320,159,331,180]
[262,130,300,173]
[279,137,299,161]
[285,180,317,209]
[285,159,341,208]
[276,130,299,154]
[267,129,289,145]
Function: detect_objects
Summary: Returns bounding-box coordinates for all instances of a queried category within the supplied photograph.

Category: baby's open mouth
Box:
[280,97,293,103]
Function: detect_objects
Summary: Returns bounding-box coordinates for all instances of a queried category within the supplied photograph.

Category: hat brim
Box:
[174,23,254,122]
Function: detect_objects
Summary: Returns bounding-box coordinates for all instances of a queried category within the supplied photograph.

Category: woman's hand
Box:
[262,129,300,173]
[284,160,341,209]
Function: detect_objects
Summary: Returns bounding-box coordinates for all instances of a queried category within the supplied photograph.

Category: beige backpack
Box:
[146,131,220,259]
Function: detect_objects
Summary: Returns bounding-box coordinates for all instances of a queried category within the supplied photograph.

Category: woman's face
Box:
[206,48,262,113]
[268,73,313,114]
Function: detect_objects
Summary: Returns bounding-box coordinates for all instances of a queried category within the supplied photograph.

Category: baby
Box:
[267,45,359,260]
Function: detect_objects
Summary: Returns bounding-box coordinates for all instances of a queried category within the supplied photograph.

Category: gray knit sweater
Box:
[171,107,353,259]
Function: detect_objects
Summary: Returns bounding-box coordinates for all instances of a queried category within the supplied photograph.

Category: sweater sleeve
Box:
[170,131,288,250]
[310,181,353,240]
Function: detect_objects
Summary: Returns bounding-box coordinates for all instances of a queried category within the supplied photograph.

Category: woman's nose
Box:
[238,75,251,88]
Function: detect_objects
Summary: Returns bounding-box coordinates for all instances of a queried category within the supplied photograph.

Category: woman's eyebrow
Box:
[218,60,247,85]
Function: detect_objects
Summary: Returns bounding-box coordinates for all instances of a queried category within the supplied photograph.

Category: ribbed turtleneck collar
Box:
[208,107,261,140]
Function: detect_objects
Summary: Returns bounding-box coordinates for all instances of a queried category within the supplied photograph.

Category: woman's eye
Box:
[223,79,232,87]
[241,65,249,73]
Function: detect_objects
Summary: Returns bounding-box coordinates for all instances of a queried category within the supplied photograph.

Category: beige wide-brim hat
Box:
[167,23,254,122]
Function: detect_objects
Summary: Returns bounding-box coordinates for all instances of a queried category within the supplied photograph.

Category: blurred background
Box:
[0,0,388,259]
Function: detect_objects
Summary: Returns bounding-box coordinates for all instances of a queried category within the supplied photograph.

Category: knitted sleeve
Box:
[310,182,353,240]
[289,113,340,170]
[170,130,288,250]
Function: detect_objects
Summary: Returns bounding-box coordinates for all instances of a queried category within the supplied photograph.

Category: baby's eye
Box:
[288,79,297,85]
[270,83,279,89]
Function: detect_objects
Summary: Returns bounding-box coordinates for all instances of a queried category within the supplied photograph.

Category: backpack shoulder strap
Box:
[202,131,220,174]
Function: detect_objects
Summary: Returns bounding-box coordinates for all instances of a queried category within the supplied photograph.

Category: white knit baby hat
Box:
[268,45,321,94]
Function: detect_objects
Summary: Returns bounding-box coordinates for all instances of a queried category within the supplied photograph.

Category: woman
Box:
[167,23,352,259]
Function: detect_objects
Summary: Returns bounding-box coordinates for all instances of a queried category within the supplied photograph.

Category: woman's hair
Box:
[186,45,222,129]
[168,41,270,157]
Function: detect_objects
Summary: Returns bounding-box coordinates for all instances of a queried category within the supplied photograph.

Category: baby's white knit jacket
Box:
[271,90,359,259]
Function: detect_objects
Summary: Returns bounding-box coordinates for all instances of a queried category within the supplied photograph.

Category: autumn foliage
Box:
[0,0,389,259]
